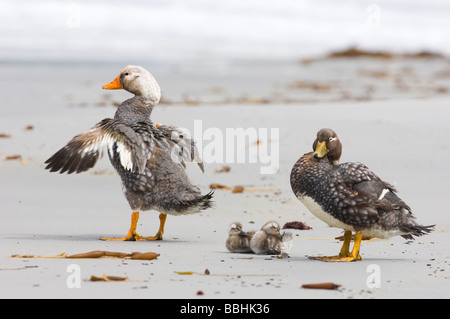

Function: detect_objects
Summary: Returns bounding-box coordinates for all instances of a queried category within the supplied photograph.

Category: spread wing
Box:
[45,118,150,174]
[156,123,204,172]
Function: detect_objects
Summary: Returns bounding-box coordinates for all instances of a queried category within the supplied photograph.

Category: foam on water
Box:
[1,0,449,65]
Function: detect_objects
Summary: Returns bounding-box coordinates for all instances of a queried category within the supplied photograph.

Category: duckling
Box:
[45,65,213,241]
[225,222,254,253]
[290,128,434,262]
[250,221,293,256]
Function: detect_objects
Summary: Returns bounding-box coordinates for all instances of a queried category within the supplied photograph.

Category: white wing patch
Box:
[379,188,390,200]
[45,118,149,175]
[82,134,134,172]
[115,141,134,171]
[96,132,135,172]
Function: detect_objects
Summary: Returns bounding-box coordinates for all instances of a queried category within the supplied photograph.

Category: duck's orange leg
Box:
[139,213,167,241]
[309,231,363,262]
[100,212,142,241]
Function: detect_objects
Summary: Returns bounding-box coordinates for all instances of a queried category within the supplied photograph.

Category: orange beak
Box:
[102,74,123,90]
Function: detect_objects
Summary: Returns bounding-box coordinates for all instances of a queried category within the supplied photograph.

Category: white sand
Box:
[0,64,449,299]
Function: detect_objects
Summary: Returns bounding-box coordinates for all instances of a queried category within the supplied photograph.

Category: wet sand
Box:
[0,61,449,299]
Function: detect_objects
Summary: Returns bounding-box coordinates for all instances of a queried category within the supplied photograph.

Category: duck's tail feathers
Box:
[280,231,294,256]
[168,190,214,215]
[400,224,435,240]
[197,190,215,211]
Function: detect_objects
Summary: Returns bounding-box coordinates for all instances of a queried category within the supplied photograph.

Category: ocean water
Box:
[1,0,449,65]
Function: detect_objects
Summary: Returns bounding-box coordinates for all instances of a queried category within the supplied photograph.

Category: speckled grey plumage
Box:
[45,65,213,216]
[290,128,433,239]
[155,123,204,173]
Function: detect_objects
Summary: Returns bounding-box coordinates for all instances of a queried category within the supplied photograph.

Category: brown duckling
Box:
[225,222,254,253]
[250,221,293,256]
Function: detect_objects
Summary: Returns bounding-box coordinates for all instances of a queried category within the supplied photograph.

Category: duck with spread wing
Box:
[45,65,213,241]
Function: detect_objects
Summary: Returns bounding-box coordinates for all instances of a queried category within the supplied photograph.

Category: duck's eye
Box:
[124,72,130,76]
[329,137,335,142]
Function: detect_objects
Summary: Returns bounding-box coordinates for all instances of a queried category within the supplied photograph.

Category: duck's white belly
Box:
[299,195,355,232]
[298,195,399,239]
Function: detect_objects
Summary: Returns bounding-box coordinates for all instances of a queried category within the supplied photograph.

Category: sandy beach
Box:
[0,57,449,300]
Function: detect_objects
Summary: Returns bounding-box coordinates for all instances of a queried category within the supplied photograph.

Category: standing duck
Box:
[225,222,254,253]
[250,221,293,256]
[290,128,434,262]
[45,65,213,241]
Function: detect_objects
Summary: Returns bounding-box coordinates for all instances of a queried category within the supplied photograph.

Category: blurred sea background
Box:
[2,0,450,64]
[1,0,450,104]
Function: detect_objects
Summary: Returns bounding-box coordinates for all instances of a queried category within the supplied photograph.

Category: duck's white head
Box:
[261,221,280,236]
[103,65,161,105]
